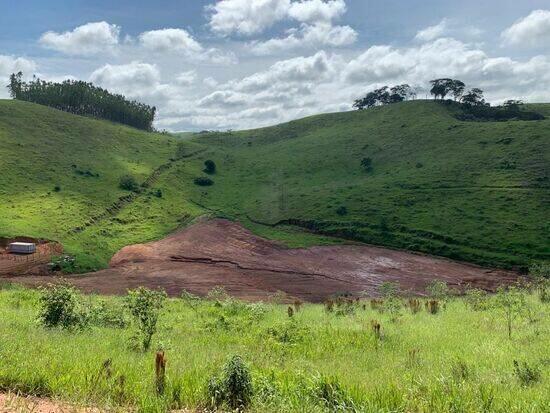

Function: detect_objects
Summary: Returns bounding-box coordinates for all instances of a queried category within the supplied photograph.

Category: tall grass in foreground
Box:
[0,284,548,412]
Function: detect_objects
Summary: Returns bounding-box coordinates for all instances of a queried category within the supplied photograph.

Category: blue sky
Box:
[1,0,550,130]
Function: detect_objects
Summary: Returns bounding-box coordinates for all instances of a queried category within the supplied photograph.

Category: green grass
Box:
[1,99,549,271]
[0,285,548,412]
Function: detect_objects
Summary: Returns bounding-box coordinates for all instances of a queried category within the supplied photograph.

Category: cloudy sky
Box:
[1,0,550,131]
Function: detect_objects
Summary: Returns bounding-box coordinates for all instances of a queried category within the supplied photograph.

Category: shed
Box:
[8,242,36,254]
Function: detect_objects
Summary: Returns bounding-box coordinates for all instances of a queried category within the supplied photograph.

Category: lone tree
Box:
[7,71,23,99]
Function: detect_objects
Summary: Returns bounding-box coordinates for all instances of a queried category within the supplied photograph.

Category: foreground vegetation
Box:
[0,281,548,412]
[1,99,549,271]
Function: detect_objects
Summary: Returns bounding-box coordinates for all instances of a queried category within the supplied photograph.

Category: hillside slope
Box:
[0,100,204,270]
[0,100,548,271]
[184,101,549,269]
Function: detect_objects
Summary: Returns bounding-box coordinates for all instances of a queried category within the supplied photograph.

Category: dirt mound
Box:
[4,219,520,301]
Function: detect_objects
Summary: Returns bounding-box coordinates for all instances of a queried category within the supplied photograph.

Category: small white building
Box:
[8,242,36,254]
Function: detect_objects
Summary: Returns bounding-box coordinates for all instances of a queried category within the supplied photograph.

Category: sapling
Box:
[494,286,527,339]
[125,287,167,351]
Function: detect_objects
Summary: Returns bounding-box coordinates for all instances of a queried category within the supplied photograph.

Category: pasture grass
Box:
[1,100,549,271]
[0,285,548,412]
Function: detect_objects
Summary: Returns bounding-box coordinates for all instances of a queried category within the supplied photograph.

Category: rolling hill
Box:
[0,99,548,272]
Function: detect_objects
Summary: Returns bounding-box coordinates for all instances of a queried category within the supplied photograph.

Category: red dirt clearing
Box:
[3,219,521,301]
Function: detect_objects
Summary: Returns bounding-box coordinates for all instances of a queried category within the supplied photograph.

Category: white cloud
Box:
[39,22,120,56]
[89,62,165,99]
[288,0,346,23]
[0,55,38,98]
[207,0,290,36]
[501,9,550,47]
[175,70,197,86]
[415,19,448,42]
[0,55,37,77]
[250,22,356,54]
[139,28,203,53]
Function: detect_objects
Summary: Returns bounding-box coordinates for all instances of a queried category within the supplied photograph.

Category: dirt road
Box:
[3,219,521,301]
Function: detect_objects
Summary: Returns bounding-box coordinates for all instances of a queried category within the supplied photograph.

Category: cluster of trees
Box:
[353,78,544,121]
[353,84,416,110]
[7,72,156,131]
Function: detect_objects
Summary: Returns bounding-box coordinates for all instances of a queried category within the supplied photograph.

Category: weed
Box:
[125,287,167,351]
[513,360,541,386]
[207,355,253,410]
[37,282,86,330]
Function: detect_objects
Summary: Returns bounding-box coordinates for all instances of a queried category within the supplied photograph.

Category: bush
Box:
[207,355,253,410]
[361,157,373,172]
[465,288,490,311]
[203,160,216,174]
[513,360,541,386]
[426,280,449,301]
[312,375,354,410]
[48,255,77,273]
[124,287,167,351]
[38,283,86,330]
[119,175,140,192]
[336,206,348,216]
[193,177,214,186]
[53,185,61,192]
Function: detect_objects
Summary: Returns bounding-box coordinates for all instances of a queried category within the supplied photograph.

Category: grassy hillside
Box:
[0,100,204,270]
[183,101,549,269]
[0,99,548,271]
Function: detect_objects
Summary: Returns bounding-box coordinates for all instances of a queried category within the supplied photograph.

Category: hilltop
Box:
[0,99,548,271]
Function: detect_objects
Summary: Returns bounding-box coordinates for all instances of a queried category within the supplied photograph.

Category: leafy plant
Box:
[494,286,527,339]
[119,174,140,192]
[207,355,253,410]
[203,160,216,174]
[38,282,86,330]
[124,287,167,351]
[193,176,214,186]
[513,360,541,386]
[426,280,449,301]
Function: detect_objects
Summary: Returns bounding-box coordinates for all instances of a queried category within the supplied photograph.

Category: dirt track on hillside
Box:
[3,219,521,302]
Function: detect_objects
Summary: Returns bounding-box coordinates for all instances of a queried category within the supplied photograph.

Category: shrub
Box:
[494,286,527,339]
[203,160,216,174]
[48,255,76,273]
[336,206,348,216]
[53,185,61,192]
[529,262,550,303]
[119,175,140,192]
[464,288,489,311]
[361,157,373,172]
[426,280,449,301]
[88,299,128,328]
[193,176,214,186]
[513,360,541,386]
[38,283,86,329]
[312,375,354,410]
[124,287,167,351]
[207,355,253,410]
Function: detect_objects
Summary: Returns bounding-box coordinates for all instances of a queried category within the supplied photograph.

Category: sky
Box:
[1,0,550,131]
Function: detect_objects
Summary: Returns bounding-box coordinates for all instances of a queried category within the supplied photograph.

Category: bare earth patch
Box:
[0,392,100,413]
[2,219,521,301]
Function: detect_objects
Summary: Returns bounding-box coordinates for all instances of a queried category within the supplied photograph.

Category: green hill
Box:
[1,99,548,271]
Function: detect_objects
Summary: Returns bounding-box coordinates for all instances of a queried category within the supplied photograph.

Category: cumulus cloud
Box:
[0,55,37,77]
[207,0,354,55]
[501,9,550,47]
[139,28,203,53]
[288,0,347,23]
[89,62,166,100]
[175,70,197,87]
[207,0,291,36]
[0,55,38,98]
[250,22,356,54]
[415,19,448,42]
[39,22,120,55]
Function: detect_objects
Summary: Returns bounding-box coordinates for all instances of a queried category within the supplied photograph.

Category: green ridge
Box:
[1,99,548,271]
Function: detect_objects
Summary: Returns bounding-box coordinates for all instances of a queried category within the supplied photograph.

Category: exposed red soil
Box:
[3,219,521,302]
